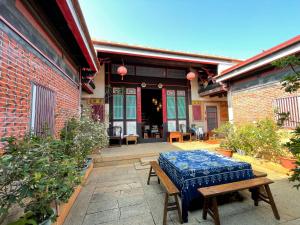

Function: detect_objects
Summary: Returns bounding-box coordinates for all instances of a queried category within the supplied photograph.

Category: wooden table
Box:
[168,131,183,143]
[125,135,138,145]
[158,150,254,222]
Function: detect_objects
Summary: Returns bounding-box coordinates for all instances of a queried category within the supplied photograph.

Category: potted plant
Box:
[280,127,300,170]
[213,122,236,157]
[2,135,80,225]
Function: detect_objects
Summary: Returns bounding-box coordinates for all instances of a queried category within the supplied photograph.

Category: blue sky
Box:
[79,0,300,60]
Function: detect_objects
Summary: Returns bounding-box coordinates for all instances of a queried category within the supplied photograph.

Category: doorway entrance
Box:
[206,106,218,131]
[141,89,163,140]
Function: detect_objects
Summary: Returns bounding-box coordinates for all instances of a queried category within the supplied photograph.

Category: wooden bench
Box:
[147,161,183,225]
[198,177,280,225]
[253,170,267,178]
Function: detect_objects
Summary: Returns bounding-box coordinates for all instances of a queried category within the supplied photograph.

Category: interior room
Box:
[141,88,163,139]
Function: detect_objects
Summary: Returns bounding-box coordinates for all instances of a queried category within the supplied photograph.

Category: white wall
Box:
[82,64,105,99]
[217,62,237,75]
[189,71,228,132]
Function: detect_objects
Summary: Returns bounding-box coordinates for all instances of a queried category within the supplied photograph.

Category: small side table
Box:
[125,135,138,145]
[168,131,183,143]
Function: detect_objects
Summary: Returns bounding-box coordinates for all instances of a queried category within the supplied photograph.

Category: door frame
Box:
[204,103,220,132]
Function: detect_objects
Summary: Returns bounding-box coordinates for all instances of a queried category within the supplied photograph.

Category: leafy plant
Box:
[272,54,300,188]
[8,211,37,225]
[1,135,81,223]
[213,122,237,151]
[271,55,300,93]
[214,119,282,160]
[61,108,108,168]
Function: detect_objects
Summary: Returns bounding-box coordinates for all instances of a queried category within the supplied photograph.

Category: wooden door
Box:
[206,106,218,131]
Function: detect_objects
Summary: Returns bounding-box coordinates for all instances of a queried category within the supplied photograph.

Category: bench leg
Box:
[163,193,169,225]
[202,198,208,220]
[147,166,153,185]
[211,197,221,225]
[174,194,183,224]
[264,184,280,220]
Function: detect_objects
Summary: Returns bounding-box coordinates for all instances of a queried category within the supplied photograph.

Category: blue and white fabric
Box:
[158,150,254,222]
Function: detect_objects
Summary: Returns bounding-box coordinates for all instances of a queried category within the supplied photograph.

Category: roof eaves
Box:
[56,0,99,71]
[218,35,300,78]
[92,39,242,63]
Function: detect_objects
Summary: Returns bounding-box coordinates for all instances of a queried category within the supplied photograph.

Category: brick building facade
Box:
[0,0,99,149]
[217,36,300,127]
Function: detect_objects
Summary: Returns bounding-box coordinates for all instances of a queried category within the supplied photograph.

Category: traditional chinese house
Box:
[82,41,241,142]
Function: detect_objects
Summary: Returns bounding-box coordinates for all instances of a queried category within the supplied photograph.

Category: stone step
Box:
[140,156,158,166]
[134,162,151,170]
[92,153,159,168]
[94,158,140,167]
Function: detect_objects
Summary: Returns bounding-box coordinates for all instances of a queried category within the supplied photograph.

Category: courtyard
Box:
[64,142,300,225]
[1,1,300,225]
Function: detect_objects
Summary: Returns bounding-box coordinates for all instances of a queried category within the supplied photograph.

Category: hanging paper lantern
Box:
[117,65,127,80]
[186,71,196,81]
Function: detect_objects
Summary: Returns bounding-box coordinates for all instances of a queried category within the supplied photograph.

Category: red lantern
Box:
[117,65,127,80]
[186,71,196,81]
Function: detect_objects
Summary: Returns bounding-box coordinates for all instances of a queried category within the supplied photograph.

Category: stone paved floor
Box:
[64,161,300,225]
[99,141,219,159]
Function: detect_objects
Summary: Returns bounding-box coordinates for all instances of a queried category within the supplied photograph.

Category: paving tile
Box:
[90,192,119,202]
[64,157,300,225]
[87,200,118,214]
[120,187,144,196]
[281,218,300,225]
[118,213,155,225]
[82,208,120,225]
[120,202,150,220]
[118,194,145,207]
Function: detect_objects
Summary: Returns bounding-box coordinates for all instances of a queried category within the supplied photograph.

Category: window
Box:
[126,95,136,119]
[167,90,176,119]
[113,94,123,119]
[273,96,300,128]
[30,84,56,136]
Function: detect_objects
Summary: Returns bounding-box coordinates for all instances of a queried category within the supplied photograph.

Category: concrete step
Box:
[140,156,158,166]
[92,152,159,168]
[134,162,150,170]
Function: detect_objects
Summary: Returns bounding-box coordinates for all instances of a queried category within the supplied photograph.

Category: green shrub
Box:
[213,122,238,151]
[0,135,81,223]
[214,119,282,160]
[60,108,108,168]
[284,127,300,189]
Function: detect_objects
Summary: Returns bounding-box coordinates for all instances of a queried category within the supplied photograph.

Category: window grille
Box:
[30,84,56,136]
[273,96,300,128]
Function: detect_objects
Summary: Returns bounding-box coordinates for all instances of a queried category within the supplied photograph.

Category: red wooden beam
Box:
[56,0,98,71]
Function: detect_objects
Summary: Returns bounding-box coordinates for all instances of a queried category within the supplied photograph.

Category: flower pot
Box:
[279,157,297,170]
[39,209,56,225]
[39,217,52,225]
[216,148,233,157]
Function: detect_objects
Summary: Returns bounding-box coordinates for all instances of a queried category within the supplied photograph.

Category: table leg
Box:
[182,199,188,223]
[249,187,260,206]
[202,198,208,220]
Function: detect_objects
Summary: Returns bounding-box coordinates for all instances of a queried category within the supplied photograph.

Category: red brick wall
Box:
[0,30,80,148]
[231,82,300,124]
